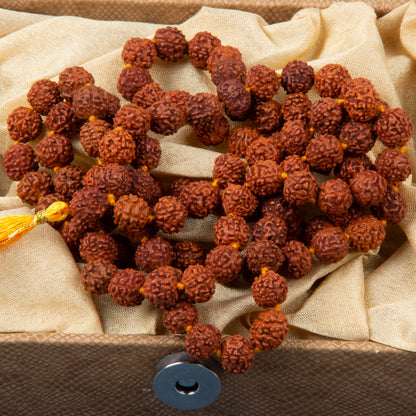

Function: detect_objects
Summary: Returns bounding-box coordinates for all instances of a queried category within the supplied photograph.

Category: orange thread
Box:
[281,172,288,180]
[88,115,96,122]
[381,220,387,227]
[274,304,281,311]
[139,287,145,295]
[261,267,269,275]
[211,179,219,188]
[231,242,239,250]
[309,247,315,255]
[107,194,116,206]
[140,165,149,171]
[399,146,407,154]
[341,143,348,150]
[176,282,185,291]
[48,130,55,136]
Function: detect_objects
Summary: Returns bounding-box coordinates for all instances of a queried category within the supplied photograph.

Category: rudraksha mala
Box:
[2,26,414,375]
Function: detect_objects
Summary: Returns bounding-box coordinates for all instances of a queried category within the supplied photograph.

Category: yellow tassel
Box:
[0,201,69,249]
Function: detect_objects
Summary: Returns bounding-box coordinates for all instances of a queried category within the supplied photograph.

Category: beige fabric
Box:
[0,2,416,351]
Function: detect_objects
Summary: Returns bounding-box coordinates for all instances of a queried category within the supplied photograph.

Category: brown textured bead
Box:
[98,128,136,165]
[314,64,351,98]
[70,186,110,224]
[213,153,246,188]
[250,310,289,351]
[317,178,353,215]
[281,154,310,174]
[303,216,334,246]
[35,193,66,230]
[310,97,343,135]
[245,137,283,166]
[44,102,79,137]
[163,301,199,334]
[281,92,312,123]
[106,92,121,120]
[108,269,146,307]
[153,26,187,62]
[7,106,42,143]
[173,240,205,270]
[227,126,259,158]
[374,108,413,148]
[113,104,151,140]
[167,177,192,198]
[283,171,318,207]
[312,226,349,264]
[72,85,110,120]
[117,66,153,101]
[305,134,344,172]
[246,64,280,101]
[217,79,251,121]
[327,203,363,228]
[343,83,381,122]
[214,214,250,249]
[35,134,73,169]
[186,93,223,131]
[61,216,92,253]
[246,240,284,275]
[27,79,61,116]
[79,232,118,263]
[281,240,312,279]
[221,184,258,217]
[162,90,191,115]
[246,160,284,197]
[132,83,165,108]
[180,181,219,218]
[83,164,131,197]
[182,264,215,303]
[185,323,222,360]
[53,165,85,200]
[205,245,243,284]
[279,120,311,156]
[252,99,282,134]
[58,66,94,101]
[334,154,372,184]
[207,45,242,73]
[149,100,184,135]
[375,149,411,185]
[211,58,247,86]
[143,265,181,309]
[340,121,375,156]
[350,170,387,207]
[251,270,288,308]
[188,31,221,70]
[81,260,117,295]
[345,215,386,252]
[113,194,151,233]
[135,236,174,273]
[372,186,407,225]
[3,143,38,181]
[121,37,157,68]
[153,196,187,234]
[252,216,287,247]
[133,135,161,170]
[193,116,229,146]
[221,335,254,374]
[281,60,314,94]
[17,171,52,205]
[79,118,112,158]
[130,169,163,206]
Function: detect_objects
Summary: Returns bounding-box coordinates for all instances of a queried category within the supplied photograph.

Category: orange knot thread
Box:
[140,236,148,244]
[48,130,55,136]
[274,304,281,311]
[140,165,149,171]
[124,63,132,69]
[336,99,345,105]
[211,179,219,188]
[301,155,307,162]
[381,220,387,227]
[261,267,269,275]
[231,242,240,250]
[253,347,262,353]
[378,105,385,113]
[147,215,155,222]
[391,185,399,193]
[88,115,96,122]
[176,282,185,291]
[308,247,315,255]
[185,325,193,333]
[281,172,288,180]
[215,348,222,357]
[139,287,145,295]
[341,143,348,150]
[107,194,116,206]
[399,146,407,154]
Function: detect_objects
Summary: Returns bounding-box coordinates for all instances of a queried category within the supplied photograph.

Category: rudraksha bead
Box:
[221,184,258,217]
[117,66,153,101]
[207,45,242,73]
[149,100,184,135]
[334,154,372,184]
[113,103,151,140]
[311,226,349,264]
[72,85,110,120]
[213,153,246,188]
[340,77,376,97]
[113,194,151,233]
[221,335,254,374]
[162,90,191,115]
[205,244,243,284]
[310,97,343,135]
[167,177,192,198]
[252,99,282,134]
[121,37,157,68]
[98,128,136,165]
[185,323,222,360]
[343,83,381,122]
[106,92,121,120]
[3,143,38,181]
[35,134,73,169]
[327,203,363,228]
[211,57,247,86]
[44,102,79,137]
[70,186,110,224]
[79,118,112,158]
[79,231,118,264]
[143,265,181,309]
[193,116,229,146]
[303,216,334,246]
[173,240,205,270]
[153,26,188,62]
[372,186,407,225]
[317,178,353,215]
[163,301,199,334]
[281,60,314,94]
[314,64,351,98]
[135,236,174,273]
[305,134,344,172]
[249,310,289,351]
[182,264,215,303]
[279,119,311,156]
[188,31,221,69]
[252,216,288,247]
[281,240,312,279]
[17,171,53,205]
[246,160,284,197]
[251,270,288,308]
[153,196,187,234]
[227,125,259,158]
[245,240,284,275]
[27,79,61,116]
[350,170,387,207]
[53,164,85,200]
[246,64,280,101]
[58,66,95,101]
[214,214,250,249]
[133,135,161,170]
[61,216,92,253]
[132,83,165,108]
[35,193,66,230]
[281,92,312,123]
[375,149,411,185]
[7,106,42,143]
[373,108,413,148]
[217,79,251,121]
[281,154,310,175]
[346,215,386,252]
[186,93,223,131]
[245,137,283,166]
[108,268,146,307]
[130,169,163,206]
[340,121,375,156]
[283,171,318,206]
[81,260,118,295]
[180,181,219,218]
